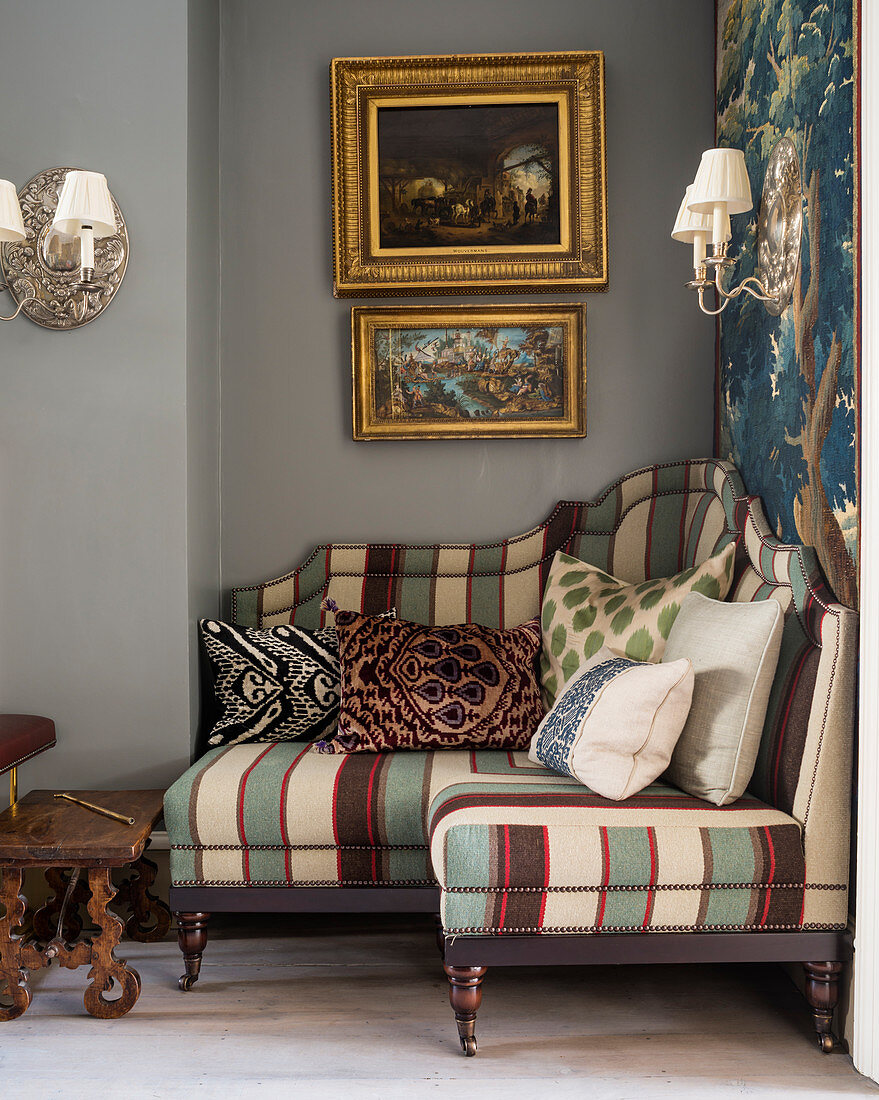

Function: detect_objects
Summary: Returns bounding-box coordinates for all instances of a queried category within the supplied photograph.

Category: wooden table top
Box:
[0,789,164,867]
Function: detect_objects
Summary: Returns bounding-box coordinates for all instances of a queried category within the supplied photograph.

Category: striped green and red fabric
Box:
[164,744,570,888]
[167,459,854,932]
[428,779,846,934]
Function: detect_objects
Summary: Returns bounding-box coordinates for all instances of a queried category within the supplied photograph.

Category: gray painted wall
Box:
[0,1,217,788]
[219,0,717,593]
[0,0,715,789]
[187,0,222,738]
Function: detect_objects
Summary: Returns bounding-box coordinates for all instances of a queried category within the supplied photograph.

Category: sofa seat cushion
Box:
[164,743,570,888]
[428,780,842,935]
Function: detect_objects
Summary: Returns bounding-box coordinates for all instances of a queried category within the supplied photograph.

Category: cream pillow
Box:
[663,592,784,805]
[540,541,736,707]
[529,645,694,801]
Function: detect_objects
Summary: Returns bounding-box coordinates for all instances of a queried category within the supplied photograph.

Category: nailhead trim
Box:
[171,843,428,852]
[442,922,848,934]
[252,504,739,619]
[0,738,57,773]
[171,878,436,888]
[443,882,846,893]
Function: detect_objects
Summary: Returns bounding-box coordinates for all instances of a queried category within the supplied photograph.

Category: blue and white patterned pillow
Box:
[532,655,633,776]
[529,645,694,801]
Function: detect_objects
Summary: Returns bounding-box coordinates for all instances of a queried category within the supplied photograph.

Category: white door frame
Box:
[853,0,879,1080]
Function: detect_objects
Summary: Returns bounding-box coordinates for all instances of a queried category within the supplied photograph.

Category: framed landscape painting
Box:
[351,304,586,440]
[331,52,607,296]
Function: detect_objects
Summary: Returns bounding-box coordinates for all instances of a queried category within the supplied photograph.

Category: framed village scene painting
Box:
[331,53,607,296]
[351,304,586,440]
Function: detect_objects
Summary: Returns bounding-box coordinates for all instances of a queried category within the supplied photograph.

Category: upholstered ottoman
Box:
[431,771,849,1055]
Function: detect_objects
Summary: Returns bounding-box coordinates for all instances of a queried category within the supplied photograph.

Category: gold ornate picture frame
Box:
[331,52,607,297]
[352,303,586,440]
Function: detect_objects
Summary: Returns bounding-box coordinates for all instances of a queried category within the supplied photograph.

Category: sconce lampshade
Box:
[671,186,713,242]
[52,171,116,237]
[0,180,26,243]
[687,148,753,215]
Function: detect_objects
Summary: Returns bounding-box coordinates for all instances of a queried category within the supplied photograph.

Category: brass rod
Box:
[9,766,17,806]
[53,793,135,826]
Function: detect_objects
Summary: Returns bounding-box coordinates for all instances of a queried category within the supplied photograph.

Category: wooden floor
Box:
[1,914,877,1099]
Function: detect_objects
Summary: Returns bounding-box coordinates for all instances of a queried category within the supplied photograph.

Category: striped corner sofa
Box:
[164,458,856,1056]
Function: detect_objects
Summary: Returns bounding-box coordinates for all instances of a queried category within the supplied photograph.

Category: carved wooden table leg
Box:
[176,912,210,991]
[115,852,171,943]
[80,868,141,1019]
[32,867,91,943]
[803,960,843,1052]
[444,964,487,1056]
[0,868,31,1021]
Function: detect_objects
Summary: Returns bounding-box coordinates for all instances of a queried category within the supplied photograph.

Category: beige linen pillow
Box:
[528,645,694,801]
[540,541,736,707]
[663,592,784,805]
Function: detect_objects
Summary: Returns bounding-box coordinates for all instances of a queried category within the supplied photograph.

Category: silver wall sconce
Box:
[0,167,128,330]
[672,139,802,317]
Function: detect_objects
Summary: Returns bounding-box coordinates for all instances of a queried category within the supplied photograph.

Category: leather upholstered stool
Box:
[0,715,56,805]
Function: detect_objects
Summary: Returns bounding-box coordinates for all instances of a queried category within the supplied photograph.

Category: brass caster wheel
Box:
[178,974,198,992]
[460,1035,477,1057]
[817,1033,834,1054]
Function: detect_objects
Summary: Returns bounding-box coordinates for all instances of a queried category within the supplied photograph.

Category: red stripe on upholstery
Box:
[279,743,315,881]
[387,547,396,609]
[771,647,811,805]
[498,541,508,627]
[321,546,332,626]
[365,754,382,880]
[538,824,550,928]
[360,549,369,614]
[497,823,511,932]
[759,827,777,927]
[643,827,658,928]
[467,545,476,622]
[237,744,277,881]
[597,826,610,929]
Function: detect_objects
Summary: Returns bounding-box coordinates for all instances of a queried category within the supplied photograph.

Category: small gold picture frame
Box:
[331,52,607,297]
[352,303,586,440]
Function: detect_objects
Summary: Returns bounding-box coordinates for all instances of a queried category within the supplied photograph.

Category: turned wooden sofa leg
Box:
[444,964,486,1056]
[176,912,211,991]
[803,961,842,1052]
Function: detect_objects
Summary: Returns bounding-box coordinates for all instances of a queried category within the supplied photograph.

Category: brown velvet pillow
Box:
[321,611,544,752]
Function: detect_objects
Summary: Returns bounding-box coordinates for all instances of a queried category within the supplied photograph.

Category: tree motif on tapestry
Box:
[716,0,858,607]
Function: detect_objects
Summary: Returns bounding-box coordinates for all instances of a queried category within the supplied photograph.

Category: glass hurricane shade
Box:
[0,180,26,243]
[52,171,116,238]
[672,185,713,266]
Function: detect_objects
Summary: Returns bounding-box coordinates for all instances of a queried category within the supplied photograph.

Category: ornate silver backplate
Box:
[755,137,802,317]
[0,167,128,330]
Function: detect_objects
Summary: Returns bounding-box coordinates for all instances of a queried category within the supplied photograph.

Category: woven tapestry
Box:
[716,0,859,608]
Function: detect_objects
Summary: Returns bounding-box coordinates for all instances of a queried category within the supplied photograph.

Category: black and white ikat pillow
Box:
[199,619,341,747]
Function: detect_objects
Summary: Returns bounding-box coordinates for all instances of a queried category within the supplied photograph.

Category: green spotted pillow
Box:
[540,542,736,707]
